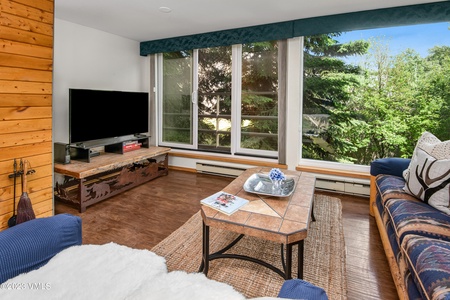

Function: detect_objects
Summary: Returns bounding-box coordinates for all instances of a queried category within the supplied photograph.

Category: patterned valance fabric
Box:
[293,1,450,36]
[140,1,450,56]
[140,21,293,56]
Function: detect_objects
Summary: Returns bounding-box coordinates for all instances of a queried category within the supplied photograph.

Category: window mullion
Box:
[156,53,163,146]
[231,44,242,155]
[192,49,199,149]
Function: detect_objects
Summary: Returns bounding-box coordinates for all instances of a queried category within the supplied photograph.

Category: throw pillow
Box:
[403,132,450,215]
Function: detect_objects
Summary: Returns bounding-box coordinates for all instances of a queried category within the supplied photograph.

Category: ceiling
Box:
[54,0,442,42]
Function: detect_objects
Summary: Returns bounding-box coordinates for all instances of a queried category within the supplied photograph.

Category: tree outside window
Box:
[302,22,450,165]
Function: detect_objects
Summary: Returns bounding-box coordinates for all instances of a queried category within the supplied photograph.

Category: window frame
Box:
[156,43,286,159]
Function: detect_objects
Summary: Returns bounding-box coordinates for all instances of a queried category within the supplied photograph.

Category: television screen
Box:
[69,88,149,145]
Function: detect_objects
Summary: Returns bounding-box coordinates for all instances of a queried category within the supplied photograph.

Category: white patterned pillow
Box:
[403,132,450,215]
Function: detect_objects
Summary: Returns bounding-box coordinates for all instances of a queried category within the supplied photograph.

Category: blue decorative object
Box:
[269,168,286,195]
[269,168,286,182]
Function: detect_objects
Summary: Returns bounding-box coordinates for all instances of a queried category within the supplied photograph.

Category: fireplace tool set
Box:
[8,159,36,228]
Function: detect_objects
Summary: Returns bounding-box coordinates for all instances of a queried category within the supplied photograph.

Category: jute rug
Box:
[151,194,347,299]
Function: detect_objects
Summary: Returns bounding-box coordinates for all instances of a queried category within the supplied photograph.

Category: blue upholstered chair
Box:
[0,213,82,284]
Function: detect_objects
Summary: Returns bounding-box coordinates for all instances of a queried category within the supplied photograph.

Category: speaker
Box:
[54,142,71,164]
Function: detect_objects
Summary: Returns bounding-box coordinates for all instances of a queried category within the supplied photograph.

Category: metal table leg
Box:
[198,221,210,275]
[200,220,304,279]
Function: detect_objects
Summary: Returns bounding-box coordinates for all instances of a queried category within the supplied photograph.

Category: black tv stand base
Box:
[70,137,150,162]
[134,134,148,139]
[89,150,101,157]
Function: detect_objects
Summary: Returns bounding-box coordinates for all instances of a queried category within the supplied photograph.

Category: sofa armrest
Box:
[369,158,411,216]
[0,213,82,284]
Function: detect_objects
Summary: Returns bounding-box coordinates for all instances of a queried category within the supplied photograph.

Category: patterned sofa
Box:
[370,157,450,300]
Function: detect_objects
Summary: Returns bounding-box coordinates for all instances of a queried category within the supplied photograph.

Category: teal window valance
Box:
[140,1,450,56]
[140,21,293,56]
[293,1,450,36]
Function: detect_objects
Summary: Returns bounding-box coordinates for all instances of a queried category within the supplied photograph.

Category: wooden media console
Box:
[54,146,170,212]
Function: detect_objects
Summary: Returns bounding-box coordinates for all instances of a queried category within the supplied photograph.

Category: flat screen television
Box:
[69,88,149,146]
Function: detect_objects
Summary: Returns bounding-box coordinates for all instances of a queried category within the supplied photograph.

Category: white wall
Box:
[53,18,149,143]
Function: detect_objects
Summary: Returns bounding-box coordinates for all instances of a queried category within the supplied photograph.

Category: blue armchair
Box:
[0,213,82,284]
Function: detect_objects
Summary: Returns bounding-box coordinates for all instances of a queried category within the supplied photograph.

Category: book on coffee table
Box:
[200,191,249,216]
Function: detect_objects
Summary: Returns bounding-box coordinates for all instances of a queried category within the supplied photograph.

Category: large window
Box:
[197,46,232,151]
[157,20,449,167]
[161,51,193,145]
[240,42,279,153]
[302,22,450,166]
[159,42,282,157]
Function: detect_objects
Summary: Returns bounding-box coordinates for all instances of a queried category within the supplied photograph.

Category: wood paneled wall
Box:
[0,0,54,231]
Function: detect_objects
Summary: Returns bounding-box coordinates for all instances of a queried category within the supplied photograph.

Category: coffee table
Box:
[199,167,316,279]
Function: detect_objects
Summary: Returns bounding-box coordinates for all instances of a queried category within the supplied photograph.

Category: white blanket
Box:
[0,243,257,300]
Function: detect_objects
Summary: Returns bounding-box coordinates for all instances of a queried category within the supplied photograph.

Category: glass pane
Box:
[302,23,450,165]
[162,51,193,144]
[241,41,279,151]
[197,46,232,152]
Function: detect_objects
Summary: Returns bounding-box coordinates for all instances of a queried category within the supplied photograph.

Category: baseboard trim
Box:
[169,151,287,169]
[296,165,370,180]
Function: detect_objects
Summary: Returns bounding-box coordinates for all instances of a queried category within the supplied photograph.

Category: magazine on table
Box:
[200,191,249,216]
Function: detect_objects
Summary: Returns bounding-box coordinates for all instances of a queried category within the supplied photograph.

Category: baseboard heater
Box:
[315,175,370,197]
[196,162,246,178]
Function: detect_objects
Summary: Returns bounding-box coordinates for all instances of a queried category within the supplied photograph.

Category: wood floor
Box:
[55,169,398,300]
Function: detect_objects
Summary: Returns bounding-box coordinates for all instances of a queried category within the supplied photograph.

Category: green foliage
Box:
[303,34,371,163]
[303,33,450,165]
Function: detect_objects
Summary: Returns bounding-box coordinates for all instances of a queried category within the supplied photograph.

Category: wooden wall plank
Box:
[0,39,52,59]
[0,0,54,231]
[0,0,53,24]
[0,130,51,148]
[0,166,52,200]
[0,11,53,36]
[1,25,53,46]
[0,118,51,134]
[0,153,51,180]
[0,107,52,120]
[0,185,53,211]
[0,94,51,106]
[0,141,52,162]
[0,194,53,230]
[0,158,52,205]
[0,66,52,82]
[9,0,53,14]
[0,53,52,70]
[29,198,53,217]
[28,171,53,193]
[1,210,53,231]
[0,80,52,93]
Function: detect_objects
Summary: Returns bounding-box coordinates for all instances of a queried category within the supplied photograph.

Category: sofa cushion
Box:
[403,131,450,215]
[401,235,450,300]
[375,174,418,207]
[384,198,450,246]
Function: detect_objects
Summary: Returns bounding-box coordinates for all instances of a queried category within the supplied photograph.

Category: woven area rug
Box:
[151,194,347,299]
